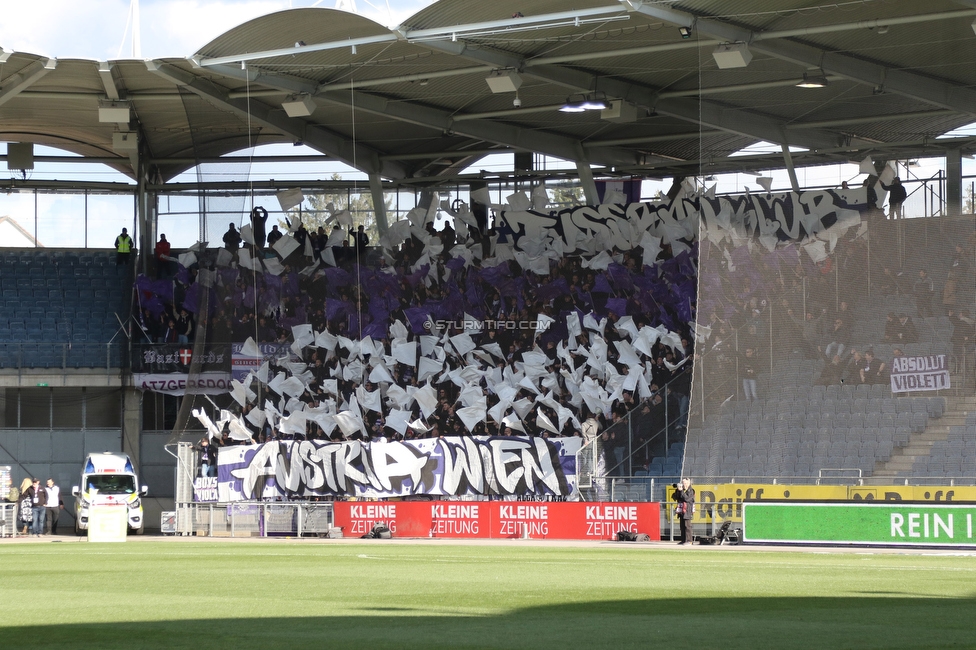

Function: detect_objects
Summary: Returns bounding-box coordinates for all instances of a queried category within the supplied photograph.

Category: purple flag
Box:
[606,297,627,316]
[404,307,431,333]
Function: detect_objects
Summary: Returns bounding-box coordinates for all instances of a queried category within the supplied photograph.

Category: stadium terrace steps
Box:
[873,395,976,478]
[687,394,948,479]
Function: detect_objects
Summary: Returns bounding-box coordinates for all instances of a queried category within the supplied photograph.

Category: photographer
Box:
[672,478,695,545]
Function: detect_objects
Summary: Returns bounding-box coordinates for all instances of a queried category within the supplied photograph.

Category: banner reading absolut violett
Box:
[216,436,582,501]
[890,355,950,393]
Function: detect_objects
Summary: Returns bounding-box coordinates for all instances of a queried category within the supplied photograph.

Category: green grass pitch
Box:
[2,540,975,649]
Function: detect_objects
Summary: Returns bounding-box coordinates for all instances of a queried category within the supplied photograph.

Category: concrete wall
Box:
[0,427,178,532]
[1,428,121,530]
[141,429,178,530]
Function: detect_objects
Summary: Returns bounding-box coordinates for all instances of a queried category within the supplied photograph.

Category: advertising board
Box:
[742,501,976,547]
[333,501,660,540]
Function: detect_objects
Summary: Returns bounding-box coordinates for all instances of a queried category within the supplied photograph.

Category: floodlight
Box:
[282,96,316,117]
[579,93,609,110]
[796,73,829,88]
[559,94,587,113]
[678,26,692,39]
[99,102,131,124]
[560,93,608,113]
[601,100,639,123]
[112,132,139,152]
[712,42,753,69]
[485,70,523,94]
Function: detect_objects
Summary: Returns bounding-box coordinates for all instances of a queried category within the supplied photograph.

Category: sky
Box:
[0,0,433,60]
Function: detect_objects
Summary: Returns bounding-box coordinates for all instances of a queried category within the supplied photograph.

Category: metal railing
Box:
[176,502,335,538]
[659,501,739,543]
[0,502,17,538]
[0,342,122,371]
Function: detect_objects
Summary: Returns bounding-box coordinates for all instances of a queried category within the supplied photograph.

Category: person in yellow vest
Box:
[115,227,134,267]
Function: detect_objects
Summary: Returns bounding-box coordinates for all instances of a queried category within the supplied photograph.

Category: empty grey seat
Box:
[911,412,928,433]
[893,428,911,445]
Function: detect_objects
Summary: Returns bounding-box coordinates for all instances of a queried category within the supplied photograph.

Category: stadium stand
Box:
[687,209,975,482]
[122,192,975,489]
[0,250,130,369]
[133,218,697,462]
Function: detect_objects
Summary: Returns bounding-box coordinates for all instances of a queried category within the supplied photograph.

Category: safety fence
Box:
[175,501,334,537]
[0,341,123,370]
[175,498,715,543]
[0,502,16,537]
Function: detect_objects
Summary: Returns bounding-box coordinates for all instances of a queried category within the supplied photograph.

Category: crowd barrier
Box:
[175,500,668,541]
[176,502,334,537]
[1,502,17,537]
[0,341,121,370]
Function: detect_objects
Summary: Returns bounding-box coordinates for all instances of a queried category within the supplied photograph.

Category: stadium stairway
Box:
[872,395,976,479]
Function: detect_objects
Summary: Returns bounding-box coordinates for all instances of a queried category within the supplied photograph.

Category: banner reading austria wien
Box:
[216,436,583,501]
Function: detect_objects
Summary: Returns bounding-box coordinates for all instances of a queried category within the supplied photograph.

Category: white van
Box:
[72,452,148,535]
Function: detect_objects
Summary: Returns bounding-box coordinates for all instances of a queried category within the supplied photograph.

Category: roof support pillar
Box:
[946,149,963,217]
[136,152,152,277]
[576,162,599,206]
[782,145,800,193]
[368,173,388,236]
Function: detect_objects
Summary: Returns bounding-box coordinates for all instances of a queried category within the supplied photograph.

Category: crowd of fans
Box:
[137,205,697,471]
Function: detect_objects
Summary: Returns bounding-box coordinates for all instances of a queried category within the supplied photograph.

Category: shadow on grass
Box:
[6,596,976,650]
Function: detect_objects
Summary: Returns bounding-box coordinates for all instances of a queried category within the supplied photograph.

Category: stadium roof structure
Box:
[1,0,976,187]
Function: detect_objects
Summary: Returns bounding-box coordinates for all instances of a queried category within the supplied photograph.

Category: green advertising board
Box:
[743,501,976,547]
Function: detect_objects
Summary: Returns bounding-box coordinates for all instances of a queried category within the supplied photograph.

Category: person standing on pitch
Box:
[45,478,62,535]
[18,478,33,535]
[30,478,47,536]
[673,478,695,545]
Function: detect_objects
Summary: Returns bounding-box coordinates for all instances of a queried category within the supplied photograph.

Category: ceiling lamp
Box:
[579,92,608,110]
[282,95,316,117]
[796,72,829,88]
[559,93,608,113]
[711,42,753,69]
[485,69,523,94]
[559,96,587,113]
